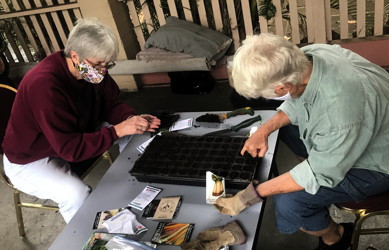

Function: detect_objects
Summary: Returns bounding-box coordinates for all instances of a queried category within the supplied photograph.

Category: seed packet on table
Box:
[105,236,157,250]
[152,196,182,220]
[83,233,156,250]
[93,207,128,230]
[83,232,125,250]
[151,222,195,245]
[142,196,182,219]
[168,118,193,131]
[128,185,162,210]
[206,171,226,204]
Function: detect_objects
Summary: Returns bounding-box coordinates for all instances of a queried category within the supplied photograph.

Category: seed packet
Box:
[128,185,162,210]
[206,171,226,204]
[93,207,128,230]
[83,233,156,250]
[102,209,148,235]
[105,236,157,250]
[142,196,182,219]
[83,232,124,250]
[151,222,194,245]
[152,196,181,220]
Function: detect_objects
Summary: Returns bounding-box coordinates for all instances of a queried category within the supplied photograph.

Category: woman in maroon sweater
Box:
[2,18,160,223]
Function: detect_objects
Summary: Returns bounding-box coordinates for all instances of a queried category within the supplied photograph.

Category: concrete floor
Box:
[1,83,388,249]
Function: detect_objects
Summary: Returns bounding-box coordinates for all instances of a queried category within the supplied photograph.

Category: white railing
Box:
[126,0,389,50]
[1,0,388,63]
[0,0,81,63]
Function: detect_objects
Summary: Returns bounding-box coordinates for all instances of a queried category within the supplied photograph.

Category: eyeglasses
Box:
[85,59,116,71]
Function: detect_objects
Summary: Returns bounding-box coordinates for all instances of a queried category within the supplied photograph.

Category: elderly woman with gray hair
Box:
[2,18,160,223]
[214,33,389,250]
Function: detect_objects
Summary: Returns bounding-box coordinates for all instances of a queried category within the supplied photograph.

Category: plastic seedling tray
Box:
[130,133,261,189]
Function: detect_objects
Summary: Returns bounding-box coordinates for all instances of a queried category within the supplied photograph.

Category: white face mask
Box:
[268,92,292,101]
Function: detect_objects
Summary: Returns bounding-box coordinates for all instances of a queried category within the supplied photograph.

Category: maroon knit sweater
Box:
[2,51,135,164]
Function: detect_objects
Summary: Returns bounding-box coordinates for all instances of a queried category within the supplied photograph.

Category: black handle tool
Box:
[202,115,262,136]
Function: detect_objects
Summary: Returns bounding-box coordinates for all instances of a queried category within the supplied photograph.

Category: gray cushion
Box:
[144,16,232,61]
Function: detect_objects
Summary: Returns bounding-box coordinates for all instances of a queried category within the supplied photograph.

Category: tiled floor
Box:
[1,83,388,249]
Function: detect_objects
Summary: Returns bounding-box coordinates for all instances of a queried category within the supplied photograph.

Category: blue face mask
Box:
[268,92,292,101]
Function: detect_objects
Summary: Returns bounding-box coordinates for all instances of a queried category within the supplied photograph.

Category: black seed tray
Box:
[130,133,261,189]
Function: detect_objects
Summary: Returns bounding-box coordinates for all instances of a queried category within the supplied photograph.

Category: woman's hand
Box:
[241,130,269,158]
[138,114,161,132]
[242,111,291,158]
[114,115,161,137]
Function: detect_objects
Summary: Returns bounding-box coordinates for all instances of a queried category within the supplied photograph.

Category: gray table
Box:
[49,110,278,250]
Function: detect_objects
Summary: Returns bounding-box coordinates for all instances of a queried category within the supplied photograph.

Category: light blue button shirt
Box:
[278,44,389,194]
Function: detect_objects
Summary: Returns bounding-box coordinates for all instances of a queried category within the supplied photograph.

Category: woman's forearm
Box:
[256,172,304,197]
[258,110,291,137]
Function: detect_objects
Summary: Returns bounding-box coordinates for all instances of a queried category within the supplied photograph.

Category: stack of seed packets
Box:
[90,185,163,235]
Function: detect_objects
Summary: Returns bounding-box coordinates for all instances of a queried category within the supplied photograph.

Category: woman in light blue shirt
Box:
[214,33,389,250]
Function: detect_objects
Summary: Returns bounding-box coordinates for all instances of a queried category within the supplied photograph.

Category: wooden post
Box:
[77,0,140,91]
[305,0,327,43]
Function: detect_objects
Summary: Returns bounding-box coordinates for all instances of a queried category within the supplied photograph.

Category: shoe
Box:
[316,223,354,250]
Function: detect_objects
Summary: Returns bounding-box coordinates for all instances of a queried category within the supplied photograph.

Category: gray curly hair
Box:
[64,18,119,62]
[232,33,309,99]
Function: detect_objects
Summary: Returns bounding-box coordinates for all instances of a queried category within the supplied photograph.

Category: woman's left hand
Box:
[139,114,161,132]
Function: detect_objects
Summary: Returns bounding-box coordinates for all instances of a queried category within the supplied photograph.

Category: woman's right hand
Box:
[113,115,153,137]
[241,130,269,158]
[242,111,291,158]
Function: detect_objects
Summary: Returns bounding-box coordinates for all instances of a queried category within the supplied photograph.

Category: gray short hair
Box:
[64,18,119,62]
[232,33,309,99]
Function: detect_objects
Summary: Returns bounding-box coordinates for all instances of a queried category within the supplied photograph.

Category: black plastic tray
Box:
[130,133,261,189]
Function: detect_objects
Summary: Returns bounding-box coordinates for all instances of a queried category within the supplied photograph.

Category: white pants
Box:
[3,155,90,223]
[3,135,132,223]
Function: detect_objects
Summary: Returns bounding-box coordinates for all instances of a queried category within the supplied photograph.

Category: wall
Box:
[333,36,389,67]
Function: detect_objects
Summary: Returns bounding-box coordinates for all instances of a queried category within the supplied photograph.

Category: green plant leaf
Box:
[258,0,277,21]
